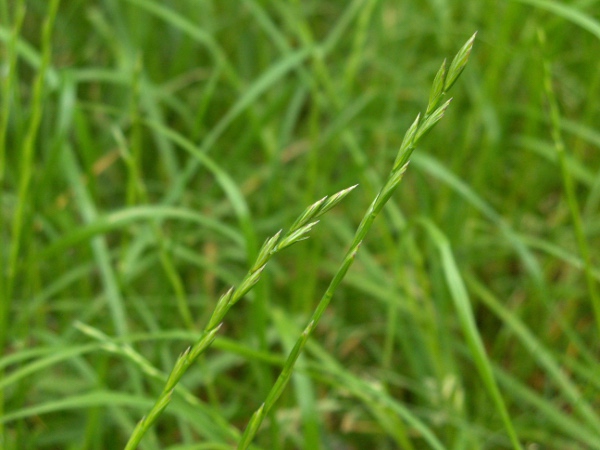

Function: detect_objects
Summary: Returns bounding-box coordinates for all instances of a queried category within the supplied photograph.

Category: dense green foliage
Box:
[2,1,600,449]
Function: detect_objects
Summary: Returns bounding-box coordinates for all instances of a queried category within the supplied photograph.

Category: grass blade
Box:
[236,33,477,449]
[419,218,523,450]
[537,27,600,343]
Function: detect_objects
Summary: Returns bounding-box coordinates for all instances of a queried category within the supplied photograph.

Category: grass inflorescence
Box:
[2,1,600,449]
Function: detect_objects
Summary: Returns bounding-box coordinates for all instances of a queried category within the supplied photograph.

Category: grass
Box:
[2,1,600,449]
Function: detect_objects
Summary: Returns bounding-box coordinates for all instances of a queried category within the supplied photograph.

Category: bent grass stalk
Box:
[538,28,600,341]
[236,32,480,449]
[123,184,357,450]
[1,0,59,442]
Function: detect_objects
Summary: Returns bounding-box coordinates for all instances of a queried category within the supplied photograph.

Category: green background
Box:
[1,1,600,449]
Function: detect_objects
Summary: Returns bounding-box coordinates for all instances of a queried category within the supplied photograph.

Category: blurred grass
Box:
[1,0,600,449]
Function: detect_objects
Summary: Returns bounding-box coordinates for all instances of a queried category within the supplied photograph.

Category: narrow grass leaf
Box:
[467,275,600,434]
[61,145,128,336]
[142,120,256,257]
[307,341,446,450]
[39,205,244,260]
[493,367,600,449]
[411,152,544,286]
[5,0,60,341]
[0,344,99,391]
[538,27,600,341]
[420,218,523,450]
[515,0,600,41]
[0,391,153,426]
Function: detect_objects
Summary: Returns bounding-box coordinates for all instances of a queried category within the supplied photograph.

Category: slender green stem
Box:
[237,32,479,449]
[1,1,58,445]
[419,218,523,450]
[115,107,195,330]
[5,0,60,312]
[538,28,600,341]
[0,3,26,445]
[0,0,26,362]
[123,185,356,450]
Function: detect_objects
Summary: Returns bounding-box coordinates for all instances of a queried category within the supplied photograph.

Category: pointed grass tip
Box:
[444,31,477,92]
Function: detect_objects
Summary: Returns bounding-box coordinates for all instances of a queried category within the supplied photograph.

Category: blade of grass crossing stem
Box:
[538,28,600,342]
[0,389,234,444]
[236,33,477,449]
[419,218,523,449]
[74,322,241,443]
[123,185,356,449]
